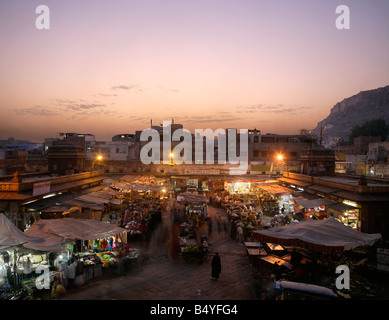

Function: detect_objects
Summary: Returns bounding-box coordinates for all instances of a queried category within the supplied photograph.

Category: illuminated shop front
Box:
[292,197,332,220]
[225,179,279,195]
[328,201,360,230]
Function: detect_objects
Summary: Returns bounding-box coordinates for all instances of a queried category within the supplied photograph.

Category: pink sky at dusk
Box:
[1,0,389,142]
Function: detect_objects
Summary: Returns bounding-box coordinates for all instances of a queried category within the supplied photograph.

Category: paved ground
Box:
[61,204,262,300]
[54,202,389,303]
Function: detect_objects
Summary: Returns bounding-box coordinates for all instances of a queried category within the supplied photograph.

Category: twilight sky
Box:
[1,0,389,142]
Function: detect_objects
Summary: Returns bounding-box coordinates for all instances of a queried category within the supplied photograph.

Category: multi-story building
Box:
[0,139,45,175]
[47,142,86,175]
[86,140,134,162]
[248,131,316,163]
[369,141,389,162]
[332,136,381,156]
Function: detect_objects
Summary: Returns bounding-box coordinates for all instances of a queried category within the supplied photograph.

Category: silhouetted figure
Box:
[211,252,222,280]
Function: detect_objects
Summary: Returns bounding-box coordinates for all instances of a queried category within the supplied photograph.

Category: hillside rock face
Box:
[313,85,389,145]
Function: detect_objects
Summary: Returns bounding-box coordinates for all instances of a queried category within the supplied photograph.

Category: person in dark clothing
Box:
[211,252,221,280]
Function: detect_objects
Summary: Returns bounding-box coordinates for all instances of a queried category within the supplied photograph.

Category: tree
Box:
[348,119,389,144]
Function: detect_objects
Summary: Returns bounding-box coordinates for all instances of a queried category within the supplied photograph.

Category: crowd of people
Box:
[107,196,165,241]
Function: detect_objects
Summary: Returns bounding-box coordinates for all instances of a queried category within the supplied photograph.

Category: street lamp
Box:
[276,153,289,177]
[170,152,174,165]
[91,155,103,173]
[270,153,287,177]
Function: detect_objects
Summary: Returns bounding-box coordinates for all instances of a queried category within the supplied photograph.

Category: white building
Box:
[87,141,135,161]
[369,141,389,162]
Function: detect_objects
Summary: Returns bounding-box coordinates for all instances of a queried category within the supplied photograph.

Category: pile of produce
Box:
[183,244,198,252]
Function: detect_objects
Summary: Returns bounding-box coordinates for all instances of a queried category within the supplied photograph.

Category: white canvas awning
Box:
[253,217,381,254]
[258,185,293,197]
[176,192,208,203]
[26,218,127,242]
[0,213,64,253]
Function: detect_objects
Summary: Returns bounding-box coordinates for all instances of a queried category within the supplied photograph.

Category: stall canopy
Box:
[63,188,122,209]
[0,213,64,253]
[253,217,381,254]
[26,218,127,242]
[258,185,293,197]
[110,182,169,193]
[292,197,335,209]
[327,202,356,213]
[176,192,208,204]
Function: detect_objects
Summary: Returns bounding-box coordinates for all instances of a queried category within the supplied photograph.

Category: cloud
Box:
[177,115,245,124]
[111,85,139,91]
[51,98,107,112]
[13,106,61,117]
[99,93,118,97]
[236,104,313,115]
[66,103,106,111]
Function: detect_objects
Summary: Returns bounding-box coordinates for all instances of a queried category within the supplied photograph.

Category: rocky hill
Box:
[313,85,389,145]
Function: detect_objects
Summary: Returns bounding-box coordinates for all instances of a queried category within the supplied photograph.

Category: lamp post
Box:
[170,152,174,165]
[91,155,103,173]
[276,153,288,177]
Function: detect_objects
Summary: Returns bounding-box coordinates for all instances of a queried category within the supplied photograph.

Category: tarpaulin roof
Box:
[292,197,335,209]
[278,177,312,187]
[0,213,64,253]
[327,202,356,213]
[176,192,208,203]
[62,199,103,211]
[257,185,294,196]
[111,182,170,192]
[253,217,381,254]
[26,218,127,242]
[277,280,338,299]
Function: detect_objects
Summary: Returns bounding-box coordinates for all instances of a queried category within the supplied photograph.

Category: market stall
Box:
[122,197,164,240]
[327,202,360,230]
[25,217,130,287]
[0,213,65,299]
[176,192,209,222]
[224,200,263,242]
[179,237,200,262]
[110,175,172,199]
[257,184,295,216]
[252,217,381,254]
[292,197,335,221]
[244,241,267,261]
[224,178,277,195]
